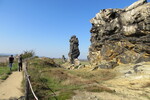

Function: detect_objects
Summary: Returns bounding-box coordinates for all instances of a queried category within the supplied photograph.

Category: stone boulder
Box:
[88,0,150,68]
[68,35,80,64]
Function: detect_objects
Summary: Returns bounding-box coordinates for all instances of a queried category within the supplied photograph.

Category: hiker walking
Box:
[9,55,14,71]
[18,55,23,71]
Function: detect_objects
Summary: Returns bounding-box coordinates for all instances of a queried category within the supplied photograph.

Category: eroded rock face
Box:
[88,0,150,68]
[68,35,80,64]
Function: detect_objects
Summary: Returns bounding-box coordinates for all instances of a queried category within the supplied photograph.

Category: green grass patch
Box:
[0,66,10,80]
[53,58,65,65]
[12,63,18,71]
[0,66,9,75]
[28,67,81,100]
[0,62,18,80]
[80,60,89,65]
[1,74,9,80]
[57,90,76,100]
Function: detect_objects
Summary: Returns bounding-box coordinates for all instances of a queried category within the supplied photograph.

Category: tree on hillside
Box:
[21,50,35,59]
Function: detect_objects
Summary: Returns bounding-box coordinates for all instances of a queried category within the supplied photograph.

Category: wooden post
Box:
[25,75,30,100]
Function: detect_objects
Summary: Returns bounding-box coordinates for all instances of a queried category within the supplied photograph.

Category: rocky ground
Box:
[70,62,150,100]
[84,0,150,99]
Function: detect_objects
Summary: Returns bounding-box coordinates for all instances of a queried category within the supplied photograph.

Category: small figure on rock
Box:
[68,35,80,64]
[62,55,66,62]
[9,55,14,71]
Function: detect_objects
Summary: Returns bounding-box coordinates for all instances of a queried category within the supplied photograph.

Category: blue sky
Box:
[0,0,149,59]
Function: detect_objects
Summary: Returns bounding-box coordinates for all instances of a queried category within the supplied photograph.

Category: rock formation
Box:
[68,35,80,64]
[88,0,150,68]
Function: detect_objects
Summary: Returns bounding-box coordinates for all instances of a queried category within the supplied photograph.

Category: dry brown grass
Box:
[85,85,115,93]
[68,69,116,83]
[28,58,118,99]
[141,82,150,88]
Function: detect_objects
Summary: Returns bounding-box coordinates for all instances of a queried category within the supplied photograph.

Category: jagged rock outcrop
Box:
[88,0,150,68]
[68,35,80,64]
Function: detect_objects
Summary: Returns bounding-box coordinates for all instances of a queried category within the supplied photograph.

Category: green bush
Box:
[22,50,35,59]
[30,57,57,67]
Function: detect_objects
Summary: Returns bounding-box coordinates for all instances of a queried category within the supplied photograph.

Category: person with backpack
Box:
[18,55,23,71]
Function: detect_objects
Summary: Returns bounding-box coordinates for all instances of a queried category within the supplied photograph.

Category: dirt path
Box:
[0,71,24,99]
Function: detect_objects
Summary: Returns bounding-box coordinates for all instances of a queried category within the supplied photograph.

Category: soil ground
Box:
[0,71,23,100]
[0,56,23,100]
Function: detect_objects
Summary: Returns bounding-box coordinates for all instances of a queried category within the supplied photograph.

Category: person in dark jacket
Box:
[9,55,14,71]
[18,55,23,71]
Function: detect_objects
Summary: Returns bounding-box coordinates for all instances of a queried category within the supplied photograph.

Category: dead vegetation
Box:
[27,58,117,100]
[27,58,150,100]
[85,85,115,93]
[142,82,150,88]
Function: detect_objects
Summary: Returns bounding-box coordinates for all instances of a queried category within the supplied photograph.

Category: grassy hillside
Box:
[27,58,116,100]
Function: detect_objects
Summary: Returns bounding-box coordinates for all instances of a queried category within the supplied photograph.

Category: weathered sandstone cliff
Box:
[88,0,150,68]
